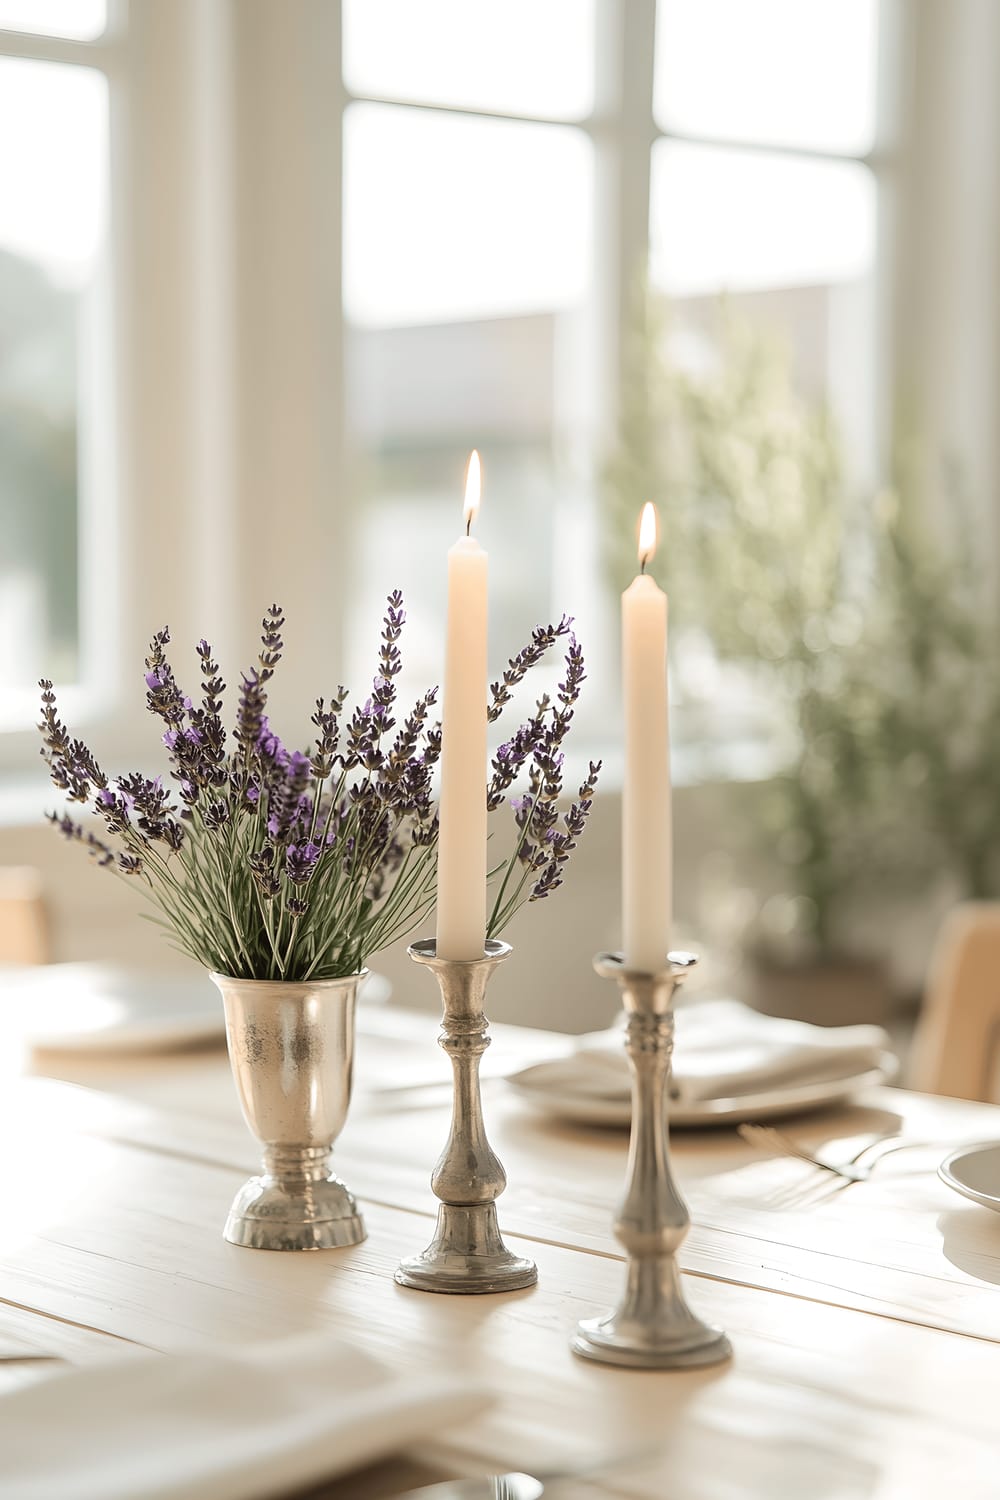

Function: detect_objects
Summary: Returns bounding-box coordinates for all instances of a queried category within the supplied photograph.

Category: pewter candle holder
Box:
[572,950,731,1369]
[395,938,537,1294]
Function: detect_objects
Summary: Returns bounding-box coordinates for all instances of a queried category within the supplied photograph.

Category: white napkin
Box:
[0,1334,490,1500]
[511,999,891,1104]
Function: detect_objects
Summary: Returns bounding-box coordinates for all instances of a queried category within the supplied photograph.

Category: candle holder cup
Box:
[572,950,731,1369]
[395,938,537,1295]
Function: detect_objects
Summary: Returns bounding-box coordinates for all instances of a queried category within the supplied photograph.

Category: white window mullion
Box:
[591,0,656,449]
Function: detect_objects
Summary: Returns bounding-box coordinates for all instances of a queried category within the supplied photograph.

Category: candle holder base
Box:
[572,951,732,1371]
[395,1203,537,1295]
[395,939,536,1296]
[572,1276,732,1369]
[572,1323,731,1371]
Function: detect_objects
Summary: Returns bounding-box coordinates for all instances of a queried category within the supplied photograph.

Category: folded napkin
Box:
[512,999,890,1104]
[0,1334,490,1500]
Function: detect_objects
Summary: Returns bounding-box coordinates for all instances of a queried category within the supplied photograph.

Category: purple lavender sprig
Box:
[234,605,285,760]
[39,593,443,982]
[487,616,572,723]
[38,679,107,803]
[39,593,595,977]
[529,759,602,902]
[485,628,600,936]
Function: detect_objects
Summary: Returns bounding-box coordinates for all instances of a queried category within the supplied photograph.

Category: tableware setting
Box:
[0,961,393,1056]
[938,1141,1000,1214]
[738,1123,915,1181]
[505,998,895,1128]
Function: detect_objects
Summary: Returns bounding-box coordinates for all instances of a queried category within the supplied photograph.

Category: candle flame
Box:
[463,450,482,533]
[637,502,659,569]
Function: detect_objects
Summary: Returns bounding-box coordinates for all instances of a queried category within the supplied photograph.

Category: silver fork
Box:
[737,1124,878,1181]
[737,1124,926,1205]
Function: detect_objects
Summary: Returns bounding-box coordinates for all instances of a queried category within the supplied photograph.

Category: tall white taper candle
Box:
[622,502,672,972]
[436,451,488,960]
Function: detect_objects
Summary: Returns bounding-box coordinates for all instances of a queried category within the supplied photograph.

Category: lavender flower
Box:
[310,687,349,779]
[45,810,115,867]
[529,760,601,902]
[144,630,189,730]
[38,680,106,803]
[488,617,572,723]
[285,841,321,885]
[487,719,545,810]
[485,630,600,936]
[39,596,450,981]
[188,638,227,781]
[39,594,597,981]
[234,605,285,760]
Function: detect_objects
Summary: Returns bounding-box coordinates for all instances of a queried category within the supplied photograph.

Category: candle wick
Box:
[466,514,472,538]
[640,556,647,575]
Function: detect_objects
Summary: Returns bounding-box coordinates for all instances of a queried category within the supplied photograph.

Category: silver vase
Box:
[210,970,367,1252]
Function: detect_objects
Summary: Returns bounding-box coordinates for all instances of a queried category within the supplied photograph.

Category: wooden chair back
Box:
[0,866,48,966]
[910,902,1000,1102]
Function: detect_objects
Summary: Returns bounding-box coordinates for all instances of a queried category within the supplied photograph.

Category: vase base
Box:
[571,1312,731,1370]
[224,1172,366,1252]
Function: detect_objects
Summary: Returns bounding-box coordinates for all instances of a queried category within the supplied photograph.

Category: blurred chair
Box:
[0,866,49,966]
[910,903,1000,1102]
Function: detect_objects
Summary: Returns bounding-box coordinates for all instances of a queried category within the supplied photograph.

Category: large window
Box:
[0,6,111,728]
[342,1,598,717]
[651,0,880,480]
[340,0,882,754]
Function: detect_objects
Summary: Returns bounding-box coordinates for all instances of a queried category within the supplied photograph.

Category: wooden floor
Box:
[3,1008,1000,1497]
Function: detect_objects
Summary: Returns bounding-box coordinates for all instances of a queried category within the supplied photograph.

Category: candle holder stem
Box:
[395,939,537,1295]
[572,951,731,1368]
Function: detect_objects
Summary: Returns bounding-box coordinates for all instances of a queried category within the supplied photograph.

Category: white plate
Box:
[939,1141,1000,1213]
[507,1054,896,1129]
[2,962,391,1054]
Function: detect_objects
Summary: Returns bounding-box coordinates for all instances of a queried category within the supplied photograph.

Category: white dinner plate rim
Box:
[938,1140,1000,1212]
[14,966,391,1055]
[506,1053,897,1128]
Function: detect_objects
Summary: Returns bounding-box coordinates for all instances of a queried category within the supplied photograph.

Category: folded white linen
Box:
[0,1333,490,1500]
[510,999,891,1104]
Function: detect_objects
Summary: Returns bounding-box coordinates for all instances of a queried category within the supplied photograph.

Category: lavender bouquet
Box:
[40,597,599,982]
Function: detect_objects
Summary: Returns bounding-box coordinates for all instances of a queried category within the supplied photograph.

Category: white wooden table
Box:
[6,1007,1000,1498]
